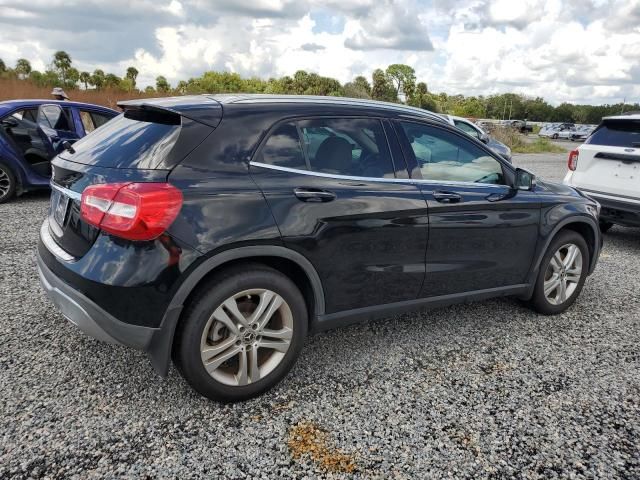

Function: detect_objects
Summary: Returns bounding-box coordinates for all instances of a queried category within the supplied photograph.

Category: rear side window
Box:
[258,123,306,170]
[257,118,395,179]
[299,118,394,178]
[587,120,640,148]
[38,105,73,131]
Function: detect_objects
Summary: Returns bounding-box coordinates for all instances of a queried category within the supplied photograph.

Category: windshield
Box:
[587,120,640,148]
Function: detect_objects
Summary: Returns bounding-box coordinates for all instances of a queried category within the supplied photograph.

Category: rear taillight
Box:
[80,183,183,241]
[568,149,579,171]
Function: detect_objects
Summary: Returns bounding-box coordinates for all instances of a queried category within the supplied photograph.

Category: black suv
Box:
[37,95,602,401]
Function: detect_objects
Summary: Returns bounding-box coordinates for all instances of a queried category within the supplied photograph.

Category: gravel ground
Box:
[1,155,639,479]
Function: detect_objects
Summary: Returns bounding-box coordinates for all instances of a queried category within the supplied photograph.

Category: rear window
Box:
[59,113,183,169]
[587,120,640,148]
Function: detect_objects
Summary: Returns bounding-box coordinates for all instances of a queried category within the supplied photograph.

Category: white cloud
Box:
[0,0,638,104]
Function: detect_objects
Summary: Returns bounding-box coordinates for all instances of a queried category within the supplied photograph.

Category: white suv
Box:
[563,114,640,232]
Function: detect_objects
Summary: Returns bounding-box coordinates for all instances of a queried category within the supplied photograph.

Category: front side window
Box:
[38,105,72,132]
[298,118,394,178]
[454,120,480,139]
[400,122,505,185]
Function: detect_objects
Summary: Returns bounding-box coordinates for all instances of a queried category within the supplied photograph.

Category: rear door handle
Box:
[433,191,462,203]
[294,187,336,202]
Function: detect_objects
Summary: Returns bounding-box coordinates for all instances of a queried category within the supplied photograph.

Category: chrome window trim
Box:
[249,161,511,189]
[40,220,75,263]
[50,182,82,201]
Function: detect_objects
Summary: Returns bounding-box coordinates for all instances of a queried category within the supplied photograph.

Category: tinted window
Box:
[401,122,505,185]
[587,120,640,148]
[258,123,306,169]
[298,118,394,178]
[454,120,480,139]
[79,111,95,133]
[58,114,181,169]
[91,112,113,128]
[38,105,72,131]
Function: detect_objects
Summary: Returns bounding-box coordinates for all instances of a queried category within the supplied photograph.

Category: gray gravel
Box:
[1,155,639,479]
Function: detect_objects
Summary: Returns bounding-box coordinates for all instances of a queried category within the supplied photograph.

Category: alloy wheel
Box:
[200,289,294,386]
[0,167,10,198]
[543,243,583,305]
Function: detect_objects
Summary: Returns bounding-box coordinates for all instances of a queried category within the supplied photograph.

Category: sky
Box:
[0,0,638,105]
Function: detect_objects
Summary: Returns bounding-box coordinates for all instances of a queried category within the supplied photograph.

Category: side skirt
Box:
[312,284,530,333]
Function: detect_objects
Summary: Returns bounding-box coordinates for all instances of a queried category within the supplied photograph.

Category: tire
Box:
[552,133,559,139]
[599,221,613,233]
[174,264,308,402]
[528,230,589,315]
[0,162,16,204]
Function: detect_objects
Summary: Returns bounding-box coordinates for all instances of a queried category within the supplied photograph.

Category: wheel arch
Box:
[147,245,325,376]
[534,216,600,277]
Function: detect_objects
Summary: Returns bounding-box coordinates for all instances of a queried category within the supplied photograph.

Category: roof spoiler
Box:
[117,95,222,128]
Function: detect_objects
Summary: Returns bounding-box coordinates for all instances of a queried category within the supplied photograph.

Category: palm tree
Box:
[79,71,91,89]
[53,51,72,83]
[125,66,139,88]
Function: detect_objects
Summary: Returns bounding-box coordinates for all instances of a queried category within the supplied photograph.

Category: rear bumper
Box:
[583,191,640,227]
[37,253,157,349]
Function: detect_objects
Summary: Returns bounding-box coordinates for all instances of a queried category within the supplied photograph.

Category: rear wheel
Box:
[0,163,16,204]
[529,231,589,315]
[175,264,308,402]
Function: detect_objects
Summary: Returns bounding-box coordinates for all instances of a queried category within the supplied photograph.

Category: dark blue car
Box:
[0,99,118,202]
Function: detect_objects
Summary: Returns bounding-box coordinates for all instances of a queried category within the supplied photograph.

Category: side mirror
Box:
[514,168,536,191]
[480,133,490,144]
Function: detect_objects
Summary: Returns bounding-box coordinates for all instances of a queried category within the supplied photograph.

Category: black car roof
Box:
[118,94,446,127]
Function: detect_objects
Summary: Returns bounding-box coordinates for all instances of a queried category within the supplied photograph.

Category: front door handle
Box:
[433,191,462,203]
[294,187,336,202]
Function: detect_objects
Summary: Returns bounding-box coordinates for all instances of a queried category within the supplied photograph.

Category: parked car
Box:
[557,127,577,140]
[570,125,596,142]
[564,114,640,232]
[37,95,602,402]
[0,99,118,203]
[440,114,512,162]
[538,123,575,140]
[506,119,533,134]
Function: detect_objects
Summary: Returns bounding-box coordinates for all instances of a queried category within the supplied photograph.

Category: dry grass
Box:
[288,421,357,473]
[491,127,566,154]
[0,79,170,110]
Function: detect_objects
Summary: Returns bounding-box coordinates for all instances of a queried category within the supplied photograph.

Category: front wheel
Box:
[599,221,613,233]
[552,133,559,139]
[529,231,589,315]
[0,162,16,204]
[174,264,308,402]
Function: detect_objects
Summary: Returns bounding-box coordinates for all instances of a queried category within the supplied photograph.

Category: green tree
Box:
[53,50,72,83]
[371,69,396,102]
[15,58,32,78]
[91,69,105,89]
[66,67,80,86]
[79,71,91,89]
[344,75,371,99]
[156,75,170,92]
[144,86,156,94]
[126,66,139,88]
[104,73,121,88]
[120,77,135,92]
[385,64,416,102]
[0,58,5,73]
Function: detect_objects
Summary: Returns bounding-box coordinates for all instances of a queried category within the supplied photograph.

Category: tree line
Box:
[1,52,636,125]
